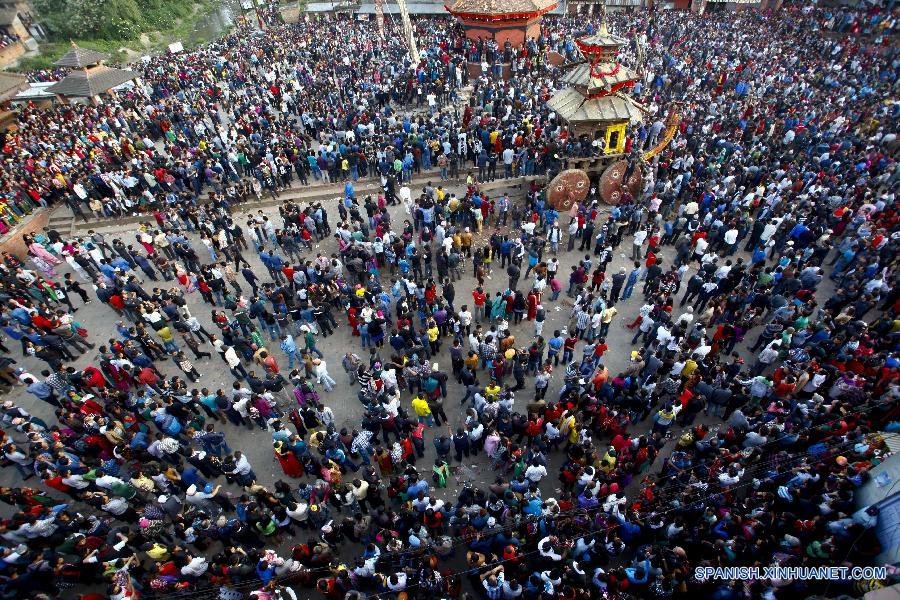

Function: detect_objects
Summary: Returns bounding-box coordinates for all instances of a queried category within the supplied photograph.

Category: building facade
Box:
[568,0,642,16]
[0,0,45,49]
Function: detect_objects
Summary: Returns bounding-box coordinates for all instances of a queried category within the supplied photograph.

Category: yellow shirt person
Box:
[411,395,434,426]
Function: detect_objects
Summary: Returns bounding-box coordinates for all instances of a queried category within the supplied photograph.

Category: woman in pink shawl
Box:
[27,240,62,266]
[25,236,61,277]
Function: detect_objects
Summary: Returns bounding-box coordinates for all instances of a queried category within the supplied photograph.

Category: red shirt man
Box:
[472,288,486,319]
[563,335,578,357]
[138,367,158,387]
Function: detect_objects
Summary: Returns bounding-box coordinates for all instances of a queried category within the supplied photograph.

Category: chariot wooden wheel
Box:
[599,159,642,205]
[547,169,590,212]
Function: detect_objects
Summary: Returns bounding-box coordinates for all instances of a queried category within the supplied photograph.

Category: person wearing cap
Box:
[182,481,218,513]
[608,267,627,305]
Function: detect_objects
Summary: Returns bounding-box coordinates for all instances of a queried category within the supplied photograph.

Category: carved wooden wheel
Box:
[599,159,642,205]
[547,169,590,212]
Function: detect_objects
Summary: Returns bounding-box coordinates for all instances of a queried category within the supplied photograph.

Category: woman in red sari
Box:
[347,307,360,336]
[526,289,539,321]
[274,441,303,478]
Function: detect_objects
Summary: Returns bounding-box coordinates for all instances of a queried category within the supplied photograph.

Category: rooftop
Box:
[0,9,19,25]
[53,45,109,69]
[305,0,567,13]
[45,65,137,98]
[577,22,628,51]
[13,81,57,102]
[548,86,646,124]
[0,71,27,102]
[445,0,557,16]
[559,61,639,96]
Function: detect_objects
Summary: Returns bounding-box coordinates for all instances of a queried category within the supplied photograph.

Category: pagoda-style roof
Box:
[0,71,28,102]
[54,45,109,68]
[445,0,557,18]
[576,22,627,55]
[577,32,627,52]
[46,65,137,98]
[548,86,645,124]
[559,61,639,97]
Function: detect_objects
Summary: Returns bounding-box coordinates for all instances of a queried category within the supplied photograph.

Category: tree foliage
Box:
[32,0,197,42]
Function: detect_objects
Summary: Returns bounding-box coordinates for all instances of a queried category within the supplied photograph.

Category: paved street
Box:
[1,174,835,565]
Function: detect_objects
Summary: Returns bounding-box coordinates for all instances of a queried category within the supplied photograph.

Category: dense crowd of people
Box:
[4,3,632,225]
[0,2,897,600]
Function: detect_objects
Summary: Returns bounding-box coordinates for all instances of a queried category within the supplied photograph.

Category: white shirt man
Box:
[714,263,732,280]
[101,496,129,516]
[287,501,309,523]
[723,228,739,246]
[181,556,209,577]
[386,572,408,592]
[760,218,781,243]
[547,258,559,277]
[633,229,648,248]
[525,462,548,483]
[62,472,91,489]
[655,325,672,347]
[694,237,709,256]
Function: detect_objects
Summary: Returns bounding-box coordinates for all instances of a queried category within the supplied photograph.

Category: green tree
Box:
[32,0,198,42]
[97,0,145,39]
[32,0,105,39]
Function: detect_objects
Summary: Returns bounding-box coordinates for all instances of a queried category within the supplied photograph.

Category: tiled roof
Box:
[578,32,627,48]
[46,66,136,98]
[559,62,639,95]
[54,46,109,68]
[0,71,27,102]
[548,87,645,124]
[577,22,627,50]
[447,0,556,15]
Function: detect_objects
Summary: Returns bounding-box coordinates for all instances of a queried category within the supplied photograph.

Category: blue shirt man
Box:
[25,378,53,402]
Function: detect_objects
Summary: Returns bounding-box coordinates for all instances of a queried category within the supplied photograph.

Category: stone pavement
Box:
[0,174,836,576]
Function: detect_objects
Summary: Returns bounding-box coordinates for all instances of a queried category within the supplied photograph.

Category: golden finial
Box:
[599,1,608,36]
